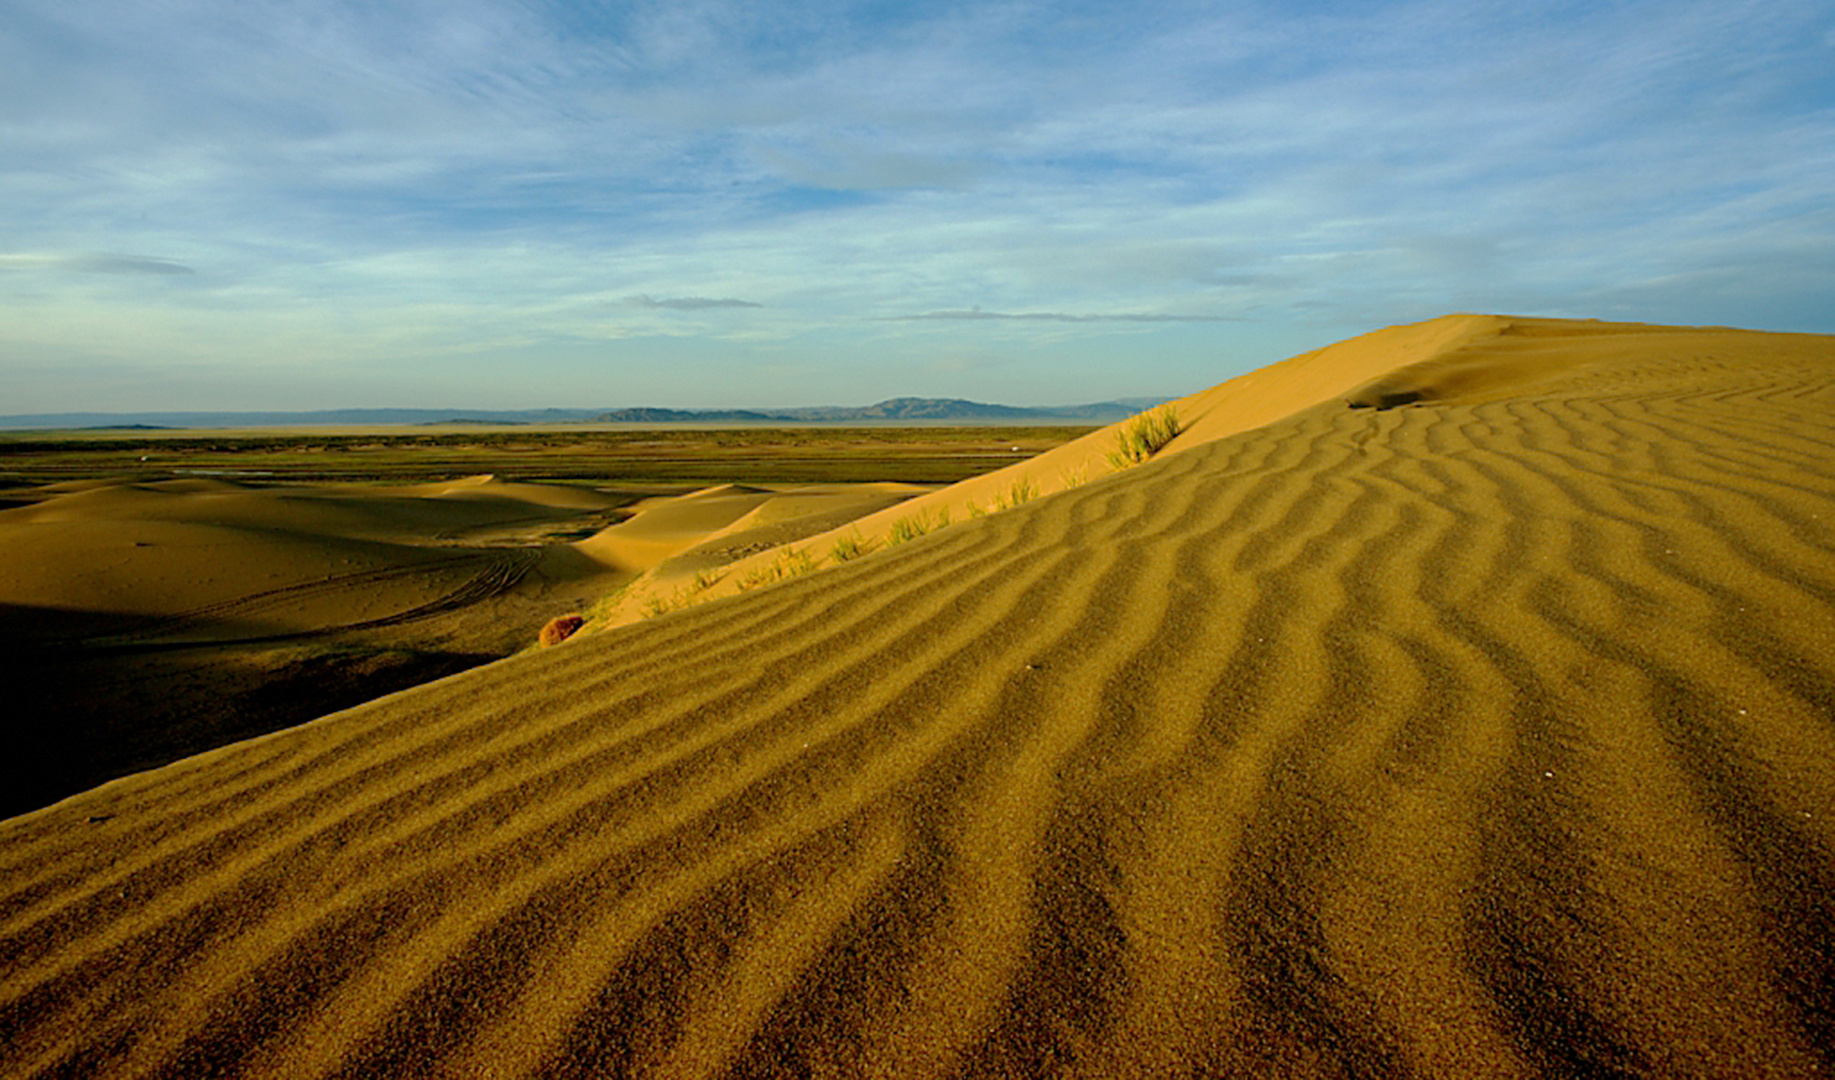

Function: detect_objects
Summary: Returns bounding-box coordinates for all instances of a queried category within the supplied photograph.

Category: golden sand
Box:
[0,476,627,639]
[3,316,1833,1077]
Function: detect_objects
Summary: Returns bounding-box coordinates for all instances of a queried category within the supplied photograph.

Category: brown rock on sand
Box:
[3,315,1834,1078]
[539,614,586,647]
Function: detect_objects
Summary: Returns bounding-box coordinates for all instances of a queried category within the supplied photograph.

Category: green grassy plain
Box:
[0,425,1095,490]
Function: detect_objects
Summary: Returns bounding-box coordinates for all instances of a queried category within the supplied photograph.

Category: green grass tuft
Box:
[830,530,868,562]
[734,546,819,590]
[994,476,1039,511]
[887,511,931,545]
[783,547,817,577]
[1106,405,1181,471]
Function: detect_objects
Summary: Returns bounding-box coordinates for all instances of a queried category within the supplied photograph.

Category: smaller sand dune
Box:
[405,475,626,511]
[0,478,629,645]
[659,483,931,575]
[573,483,927,575]
[574,486,782,571]
[0,476,640,818]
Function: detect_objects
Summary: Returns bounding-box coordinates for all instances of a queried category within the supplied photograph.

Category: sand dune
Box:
[591,314,1526,625]
[0,476,629,644]
[0,476,637,818]
[3,316,1834,1077]
[574,483,927,576]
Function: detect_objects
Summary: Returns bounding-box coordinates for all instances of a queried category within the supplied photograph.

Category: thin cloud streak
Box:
[0,253,196,276]
[627,295,763,311]
[0,0,1829,410]
[882,309,1242,323]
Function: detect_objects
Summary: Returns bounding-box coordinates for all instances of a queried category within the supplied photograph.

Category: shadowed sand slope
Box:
[4,318,1835,1078]
[0,475,629,642]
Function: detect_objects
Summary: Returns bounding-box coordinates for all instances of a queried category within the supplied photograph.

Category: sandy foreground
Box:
[3,315,1834,1077]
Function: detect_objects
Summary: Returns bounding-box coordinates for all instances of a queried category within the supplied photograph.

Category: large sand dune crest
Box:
[3,317,1834,1077]
[589,314,1521,624]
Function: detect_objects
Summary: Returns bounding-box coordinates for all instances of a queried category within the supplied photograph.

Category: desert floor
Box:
[3,315,1833,1078]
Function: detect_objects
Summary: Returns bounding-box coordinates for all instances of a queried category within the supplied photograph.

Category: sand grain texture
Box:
[3,317,1834,1078]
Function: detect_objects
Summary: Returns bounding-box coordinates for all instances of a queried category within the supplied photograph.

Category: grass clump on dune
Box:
[735,564,779,592]
[993,476,1039,511]
[735,546,819,591]
[831,530,869,562]
[887,512,931,546]
[1106,405,1181,470]
[887,507,954,546]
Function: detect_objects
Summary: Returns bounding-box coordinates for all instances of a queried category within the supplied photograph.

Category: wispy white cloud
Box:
[1,0,1830,410]
[883,309,1240,323]
[0,253,195,275]
[627,295,762,310]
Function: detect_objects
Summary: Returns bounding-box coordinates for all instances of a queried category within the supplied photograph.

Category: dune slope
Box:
[3,317,1834,1078]
[590,314,1513,624]
[0,475,630,643]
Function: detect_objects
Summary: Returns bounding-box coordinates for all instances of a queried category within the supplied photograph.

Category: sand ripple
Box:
[3,320,1833,1077]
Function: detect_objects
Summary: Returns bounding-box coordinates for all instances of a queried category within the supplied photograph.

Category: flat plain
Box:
[0,426,1085,488]
[3,315,1833,1078]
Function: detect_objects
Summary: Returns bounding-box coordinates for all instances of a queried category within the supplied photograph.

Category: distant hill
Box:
[0,408,598,430]
[593,407,787,423]
[593,398,1143,423]
[0,398,1164,431]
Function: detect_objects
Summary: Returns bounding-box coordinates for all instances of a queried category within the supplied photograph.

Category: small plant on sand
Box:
[1107,405,1181,471]
[994,476,1039,511]
[691,568,721,592]
[1059,464,1090,489]
[733,546,819,590]
[642,584,704,617]
[782,547,818,577]
[887,511,932,546]
[735,564,776,591]
[966,501,988,519]
[538,613,585,647]
[830,530,867,562]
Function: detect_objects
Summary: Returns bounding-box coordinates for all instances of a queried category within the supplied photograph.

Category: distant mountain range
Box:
[0,397,1171,431]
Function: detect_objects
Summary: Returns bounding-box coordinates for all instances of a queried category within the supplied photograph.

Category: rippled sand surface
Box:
[4,316,1833,1078]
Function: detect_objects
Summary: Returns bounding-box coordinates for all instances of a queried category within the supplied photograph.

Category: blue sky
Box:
[3,0,1831,411]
